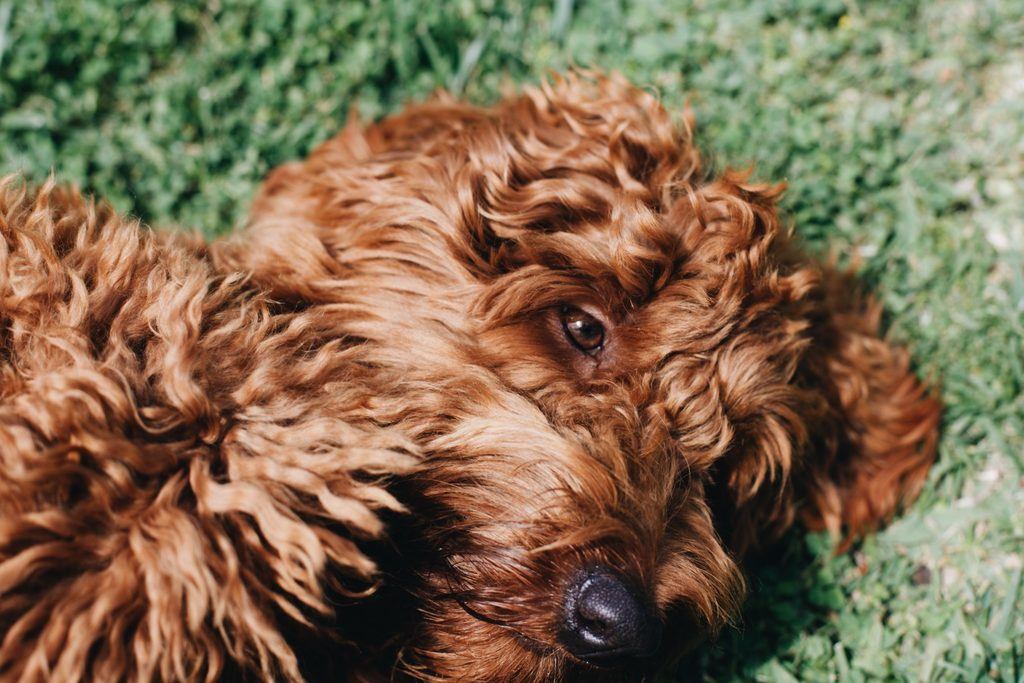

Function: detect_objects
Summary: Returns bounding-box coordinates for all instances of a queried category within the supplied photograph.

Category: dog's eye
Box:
[560,306,605,353]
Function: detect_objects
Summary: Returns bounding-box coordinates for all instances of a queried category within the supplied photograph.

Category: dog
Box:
[0,73,939,681]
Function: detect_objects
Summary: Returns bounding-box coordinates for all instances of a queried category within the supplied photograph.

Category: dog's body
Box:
[0,75,939,681]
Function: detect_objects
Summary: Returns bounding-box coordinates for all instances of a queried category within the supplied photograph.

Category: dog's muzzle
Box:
[558,568,661,667]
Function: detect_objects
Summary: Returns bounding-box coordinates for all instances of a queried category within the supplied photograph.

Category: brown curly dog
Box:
[0,73,939,682]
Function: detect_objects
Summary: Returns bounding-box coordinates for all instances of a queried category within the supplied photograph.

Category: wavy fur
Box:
[0,73,939,682]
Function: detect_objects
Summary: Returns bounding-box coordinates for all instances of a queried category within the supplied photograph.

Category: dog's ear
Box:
[791,268,941,550]
[677,175,939,554]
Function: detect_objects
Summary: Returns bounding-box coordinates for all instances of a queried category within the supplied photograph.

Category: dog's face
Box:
[367,88,818,681]
[237,75,938,682]
[399,175,819,681]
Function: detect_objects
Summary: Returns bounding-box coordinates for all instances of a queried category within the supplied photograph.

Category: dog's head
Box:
[232,73,938,681]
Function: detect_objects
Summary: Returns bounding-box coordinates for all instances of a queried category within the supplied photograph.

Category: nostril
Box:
[559,568,661,666]
[577,581,621,635]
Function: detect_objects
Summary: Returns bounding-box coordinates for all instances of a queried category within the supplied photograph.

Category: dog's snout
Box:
[559,568,661,666]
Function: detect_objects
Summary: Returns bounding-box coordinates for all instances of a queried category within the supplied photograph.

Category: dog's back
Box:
[0,179,411,681]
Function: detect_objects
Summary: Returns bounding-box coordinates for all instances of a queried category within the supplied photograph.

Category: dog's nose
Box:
[559,568,661,666]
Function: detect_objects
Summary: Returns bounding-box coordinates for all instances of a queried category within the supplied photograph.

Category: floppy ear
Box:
[794,266,941,549]
[681,174,939,554]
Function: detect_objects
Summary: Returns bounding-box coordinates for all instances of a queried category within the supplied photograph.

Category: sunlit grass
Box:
[2,1,1022,680]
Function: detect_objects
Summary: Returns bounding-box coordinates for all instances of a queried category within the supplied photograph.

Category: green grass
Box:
[3,1,1023,680]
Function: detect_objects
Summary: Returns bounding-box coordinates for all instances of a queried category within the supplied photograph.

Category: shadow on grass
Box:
[668,530,847,682]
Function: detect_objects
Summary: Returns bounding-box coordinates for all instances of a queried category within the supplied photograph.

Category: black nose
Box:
[559,568,661,666]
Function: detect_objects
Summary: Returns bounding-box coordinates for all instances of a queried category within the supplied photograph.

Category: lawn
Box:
[2,0,1023,681]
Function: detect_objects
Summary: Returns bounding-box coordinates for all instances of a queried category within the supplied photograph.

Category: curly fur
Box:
[0,73,939,682]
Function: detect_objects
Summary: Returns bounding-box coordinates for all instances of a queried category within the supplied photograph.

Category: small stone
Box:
[911,564,932,586]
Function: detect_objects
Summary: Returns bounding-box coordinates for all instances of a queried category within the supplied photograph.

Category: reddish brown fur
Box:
[0,73,939,681]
